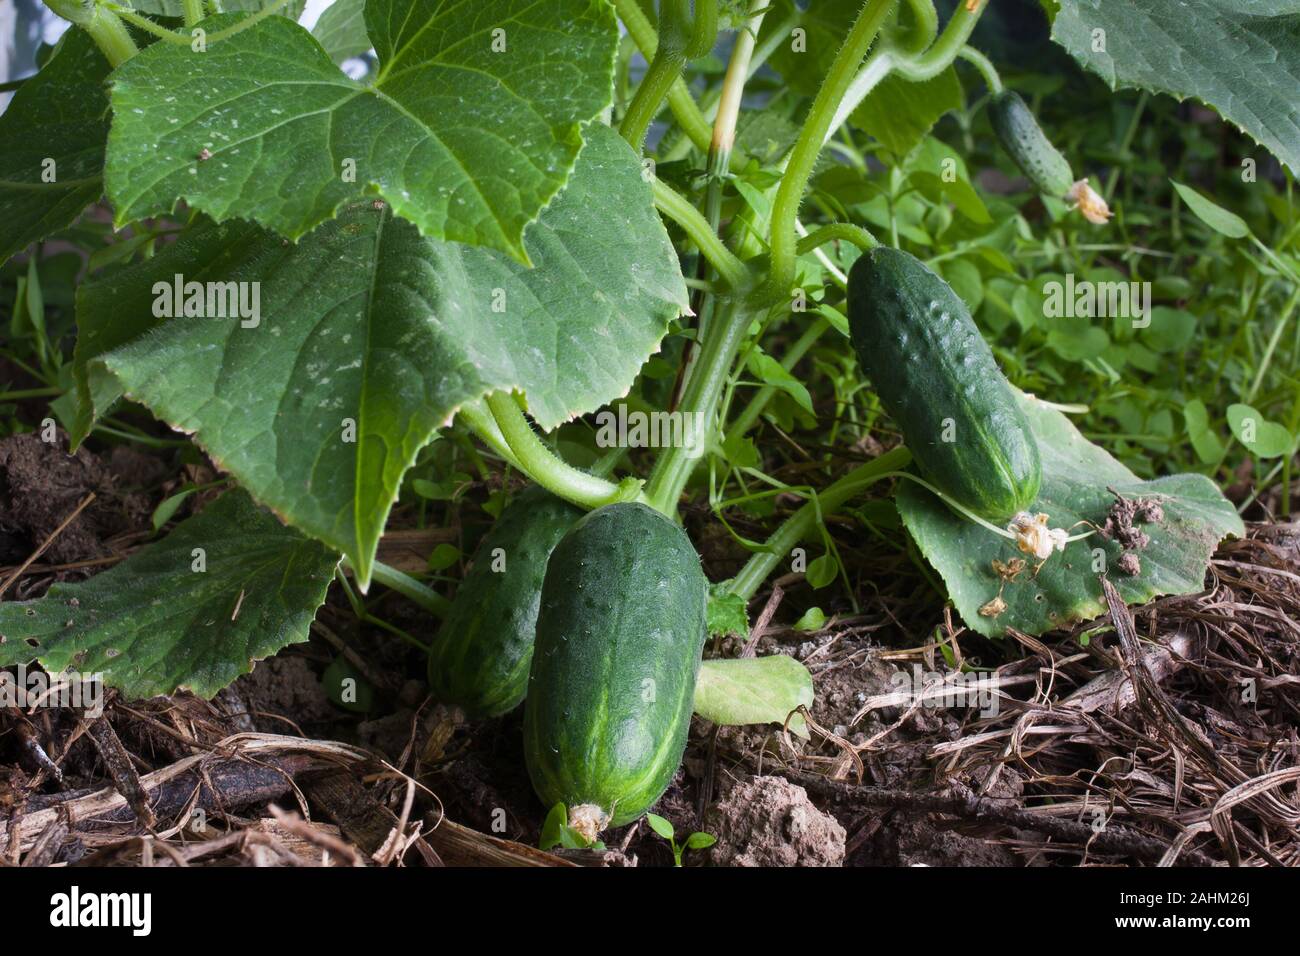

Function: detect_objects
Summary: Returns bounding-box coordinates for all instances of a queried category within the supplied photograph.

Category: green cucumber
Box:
[848,247,1041,520]
[427,486,582,717]
[523,502,707,833]
[988,91,1074,198]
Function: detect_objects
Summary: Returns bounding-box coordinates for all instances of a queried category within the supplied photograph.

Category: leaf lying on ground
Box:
[74,125,687,586]
[0,490,338,699]
[695,656,814,738]
[897,393,1245,638]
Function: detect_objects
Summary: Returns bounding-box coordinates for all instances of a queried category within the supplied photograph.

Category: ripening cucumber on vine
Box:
[523,502,708,834]
[848,247,1042,521]
[427,487,583,717]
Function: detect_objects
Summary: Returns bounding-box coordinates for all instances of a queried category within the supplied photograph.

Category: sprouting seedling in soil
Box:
[538,803,606,852]
[644,813,716,867]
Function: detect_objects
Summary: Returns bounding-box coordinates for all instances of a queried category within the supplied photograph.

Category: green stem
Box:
[890,0,986,81]
[726,447,911,601]
[485,392,639,510]
[366,560,450,617]
[612,0,735,163]
[755,0,898,307]
[456,401,525,471]
[1246,284,1300,404]
[956,44,1001,93]
[0,386,62,401]
[645,300,755,514]
[621,34,687,148]
[182,0,205,26]
[662,5,798,163]
[77,5,139,66]
[109,0,294,47]
[652,178,750,290]
[795,223,880,256]
[889,0,939,56]
[674,0,767,406]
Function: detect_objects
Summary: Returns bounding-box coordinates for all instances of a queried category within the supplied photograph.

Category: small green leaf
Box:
[539,803,567,851]
[426,543,462,572]
[793,606,827,631]
[684,832,717,851]
[805,552,838,589]
[1170,181,1251,239]
[645,813,675,841]
[1142,306,1198,353]
[746,352,814,414]
[851,67,964,156]
[694,656,815,739]
[707,585,750,638]
[719,431,760,469]
[151,485,198,531]
[1183,399,1225,464]
[311,0,370,64]
[1227,403,1294,458]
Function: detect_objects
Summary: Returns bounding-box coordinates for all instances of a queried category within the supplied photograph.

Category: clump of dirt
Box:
[0,430,155,567]
[234,655,338,731]
[706,775,846,866]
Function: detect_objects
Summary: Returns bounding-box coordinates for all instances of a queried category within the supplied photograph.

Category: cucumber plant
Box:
[0,0,1276,832]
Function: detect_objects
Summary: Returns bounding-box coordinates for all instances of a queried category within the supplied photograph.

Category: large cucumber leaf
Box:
[1051,0,1300,174]
[74,125,687,587]
[105,0,618,261]
[0,29,109,267]
[897,393,1244,637]
[0,490,338,699]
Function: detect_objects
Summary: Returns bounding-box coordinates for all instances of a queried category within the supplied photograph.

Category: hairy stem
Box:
[672,0,768,407]
[485,392,637,510]
[612,0,724,161]
[956,44,1002,93]
[890,0,987,81]
[456,401,525,472]
[182,0,205,26]
[52,2,141,66]
[644,299,755,514]
[889,0,939,56]
[652,178,750,291]
[110,0,295,46]
[725,446,912,601]
[796,222,880,256]
[756,0,898,307]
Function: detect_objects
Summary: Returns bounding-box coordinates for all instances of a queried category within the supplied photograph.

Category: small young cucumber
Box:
[524,502,707,831]
[988,90,1075,198]
[849,247,1041,520]
[427,486,582,717]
